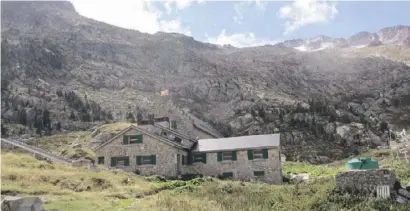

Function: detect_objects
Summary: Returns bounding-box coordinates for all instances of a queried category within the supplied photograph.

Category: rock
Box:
[71,143,82,149]
[368,131,385,146]
[91,128,100,138]
[289,173,310,183]
[72,159,92,168]
[92,132,115,143]
[324,123,336,135]
[1,196,44,211]
[347,102,365,116]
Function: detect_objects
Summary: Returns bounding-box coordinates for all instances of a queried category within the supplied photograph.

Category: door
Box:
[177,154,181,174]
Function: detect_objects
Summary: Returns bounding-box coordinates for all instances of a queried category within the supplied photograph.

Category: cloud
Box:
[278,0,338,35]
[233,0,267,24]
[163,0,205,14]
[71,0,191,35]
[205,30,279,48]
[160,19,192,36]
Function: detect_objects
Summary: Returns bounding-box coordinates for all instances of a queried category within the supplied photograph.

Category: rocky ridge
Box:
[1,1,410,163]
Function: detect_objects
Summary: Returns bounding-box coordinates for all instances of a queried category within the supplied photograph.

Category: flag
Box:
[160,89,169,96]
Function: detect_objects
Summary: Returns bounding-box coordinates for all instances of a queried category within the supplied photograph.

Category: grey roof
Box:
[192,134,280,152]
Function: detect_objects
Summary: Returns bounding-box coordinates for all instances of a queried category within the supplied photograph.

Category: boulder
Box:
[1,196,44,211]
[368,131,385,146]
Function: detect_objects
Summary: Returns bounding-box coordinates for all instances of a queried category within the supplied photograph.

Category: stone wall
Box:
[181,148,283,184]
[336,169,396,192]
[95,128,188,178]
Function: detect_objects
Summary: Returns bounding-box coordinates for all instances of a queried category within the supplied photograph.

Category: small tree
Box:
[379,121,388,132]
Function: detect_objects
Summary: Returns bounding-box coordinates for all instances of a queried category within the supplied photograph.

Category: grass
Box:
[137,178,410,211]
[1,151,160,211]
[32,131,95,160]
[2,135,410,211]
[98,122,135,133]
[30,122,134,161]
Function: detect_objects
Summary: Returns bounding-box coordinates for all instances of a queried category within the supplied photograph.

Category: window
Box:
[171,120,177,129]
[253,171,265,176]
[192,153,206,164]
[136,155,156,165]
[174,137,182,143]
[248,149,268,160]
[222,172,233,178]
[129,134,143,144]
[98,157,104,164]
[217,151,237,161]
[123,134,143,144]
[182,155,187,165]
[111,157,129,167]
[253,149,264,159]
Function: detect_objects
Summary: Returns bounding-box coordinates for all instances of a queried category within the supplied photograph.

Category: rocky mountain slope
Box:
[280,25,410,52]
[2,1,410,163]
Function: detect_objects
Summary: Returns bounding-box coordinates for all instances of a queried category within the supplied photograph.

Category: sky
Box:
[70,0,410,48]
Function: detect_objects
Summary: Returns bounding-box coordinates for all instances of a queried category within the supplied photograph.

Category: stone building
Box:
[94,119,282,184]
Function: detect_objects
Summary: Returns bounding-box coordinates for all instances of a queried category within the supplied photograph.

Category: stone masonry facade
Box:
[336,169,396,193]
[181,149,282,184]
[95,127,188,178]
[95,126,282,184]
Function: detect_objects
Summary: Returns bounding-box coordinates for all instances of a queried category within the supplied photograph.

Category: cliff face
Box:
[2,1,410,163]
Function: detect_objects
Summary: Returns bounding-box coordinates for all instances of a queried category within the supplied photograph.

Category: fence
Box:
[376,185,391,199]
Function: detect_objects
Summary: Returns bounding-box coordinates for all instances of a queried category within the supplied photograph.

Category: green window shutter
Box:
[151,155,156,165]
[202,153,207,164]
[188,155,193,165]
[217,152,222,162]
[263,149,269,159]
[136,156,142,165]
[223,172,233,178]
[254,171,265,176]
[111,157,117,167]
[232,151,237,161]
[124,157,130,166]
[123,135,129,145]
[248,150,254,160]
[136,134,143,143]
[171,120,177,129]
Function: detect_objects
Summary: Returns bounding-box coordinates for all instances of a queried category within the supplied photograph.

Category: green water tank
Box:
[345,157,379,170]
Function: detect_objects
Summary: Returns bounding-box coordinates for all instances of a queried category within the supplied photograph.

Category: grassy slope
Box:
[1,152,162,210]
[2,149,410,211]
[31,122,134,161]
[2,124,410,211]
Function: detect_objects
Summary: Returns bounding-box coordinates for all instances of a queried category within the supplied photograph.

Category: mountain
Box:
[279,25,410,52]
[2,1,410,163]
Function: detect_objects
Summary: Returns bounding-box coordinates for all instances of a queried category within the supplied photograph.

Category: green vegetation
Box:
[98,122,134,133]
[2,140,410,211]
[33,131,95,160]
[1,152,157,211]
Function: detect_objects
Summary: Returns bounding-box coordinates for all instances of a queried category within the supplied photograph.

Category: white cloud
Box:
[160,19,192,36]
[205,30,279,48]
[278,0,338,35]
[233,0,267,24]
[163,0,205,14]
[70,0,191,35]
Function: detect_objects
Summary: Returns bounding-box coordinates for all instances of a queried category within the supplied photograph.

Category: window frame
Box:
[111,156,130,167]
[129,134,143,144]
[252,149,264,159]
[253,171,265,177]
[192,153,206,164]
[222,151,233,161]
[136,155,156,165]
[97,156,104,164]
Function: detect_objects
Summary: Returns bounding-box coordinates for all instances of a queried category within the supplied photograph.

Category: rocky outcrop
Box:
[1,196,44,211]
[1,2,410,163]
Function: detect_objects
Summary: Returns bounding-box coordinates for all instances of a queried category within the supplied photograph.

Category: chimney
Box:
[148,114,155,125]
